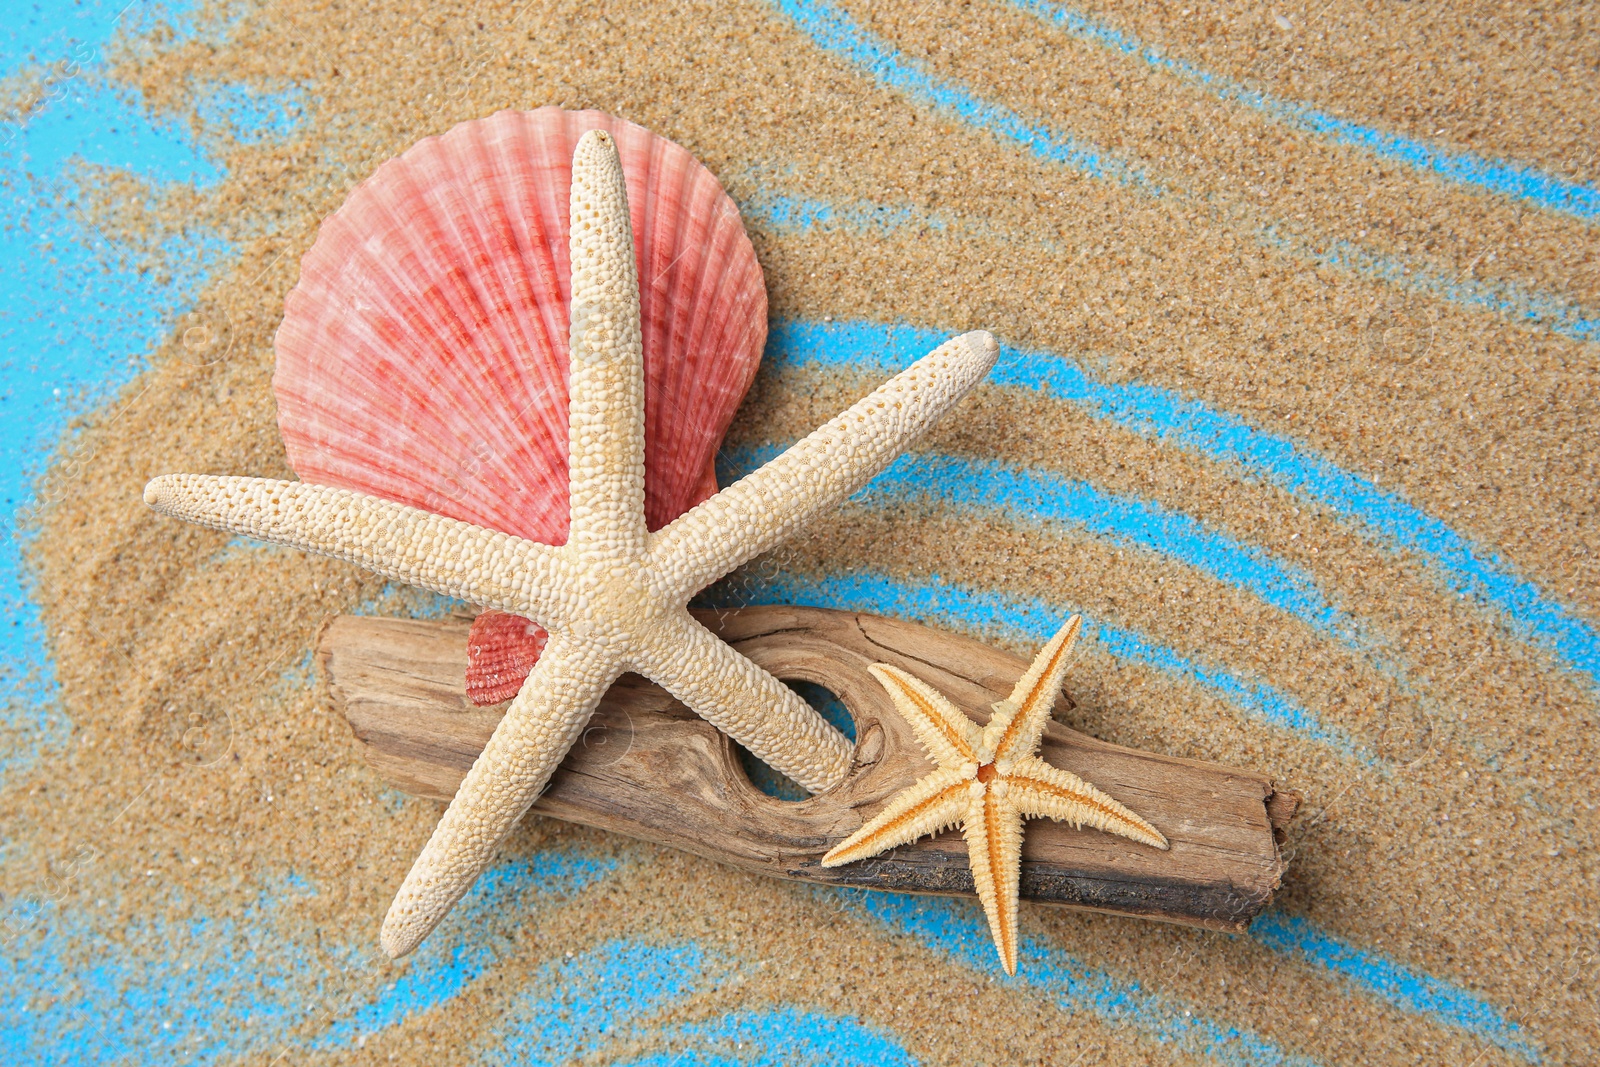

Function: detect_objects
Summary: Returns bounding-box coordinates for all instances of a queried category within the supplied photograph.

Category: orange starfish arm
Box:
[820,767,971,867]
[987,615,1081,764]
[963,786,1025,975]
[867,663,982,767]
[1005,755,1168,850]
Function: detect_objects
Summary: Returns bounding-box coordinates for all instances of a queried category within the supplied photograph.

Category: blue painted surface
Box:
[308,850,619,1052]
[764,0,1600,345]
[745,184,1600,351]
[1252,226,1599,347]
[192,83,307,144]
[741,190,947,235]
[0,870,327,1066]
[0,0,234,778]
[724,445,1375,658]
[1250,912,1538,1062]
[703,569,1362,759]
[630,1007,922,1066]
[0,1,131,80]
[478,940,919,1066]
[852,890,1319,1066]
[772,0,1156,192]
[761,319,1600,691]
[1010,0,1600,222]
[0,847,615,1064]
[476,940,708,1064]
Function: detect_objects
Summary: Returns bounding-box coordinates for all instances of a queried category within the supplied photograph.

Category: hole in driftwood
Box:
[735,679,856,801]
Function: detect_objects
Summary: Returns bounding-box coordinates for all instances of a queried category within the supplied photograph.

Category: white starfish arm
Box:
[631,611,852,792]
[648,330,999,597]
[1005,755,1168,850]
[381,635,622,958]
[867,664,983,768]
[820,766,971,867]
[986,616,1081,765]
[565,130,647,559]
[143,474,569,623]
[963,789,1025,975]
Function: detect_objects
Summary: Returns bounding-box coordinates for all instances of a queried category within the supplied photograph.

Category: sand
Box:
[6,0,1597,1063]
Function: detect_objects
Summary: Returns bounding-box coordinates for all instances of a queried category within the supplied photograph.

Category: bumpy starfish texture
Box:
[144,130,998,958]
[822,617,1168,974]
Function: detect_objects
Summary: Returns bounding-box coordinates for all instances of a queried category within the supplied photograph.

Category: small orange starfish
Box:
[822,616,1169,974]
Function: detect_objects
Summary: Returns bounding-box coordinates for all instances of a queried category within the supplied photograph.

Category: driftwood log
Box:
[317,606,1297,932]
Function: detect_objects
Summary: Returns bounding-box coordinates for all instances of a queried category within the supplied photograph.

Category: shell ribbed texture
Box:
[273,108,767,702]
[465,611,551,704]
[274,106,765,540]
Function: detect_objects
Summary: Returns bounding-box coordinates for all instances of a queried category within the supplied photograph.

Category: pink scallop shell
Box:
[273,108,767,703]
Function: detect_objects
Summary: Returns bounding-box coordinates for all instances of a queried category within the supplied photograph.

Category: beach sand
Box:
[6,0,1597,1062]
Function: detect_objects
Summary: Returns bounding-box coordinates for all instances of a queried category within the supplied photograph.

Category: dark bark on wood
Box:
[317,606,1298,932]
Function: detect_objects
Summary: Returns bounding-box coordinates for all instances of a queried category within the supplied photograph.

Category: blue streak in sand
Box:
[723,445,1375,660]
[758,319,1600,692]
[0,1,302,781]
[767,0,1600,345]
[1009,0,1600,223]
[0,849,618,1063]
[1250,911,1539,1062]
[852,891,1320,1067]
[480,941,918,1066]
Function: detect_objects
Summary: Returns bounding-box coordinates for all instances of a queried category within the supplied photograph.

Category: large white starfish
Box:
[145,130,998,956]
[822,617,1168,974]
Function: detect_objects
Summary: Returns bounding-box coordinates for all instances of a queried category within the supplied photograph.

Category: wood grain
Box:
[317,606,1297,932]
